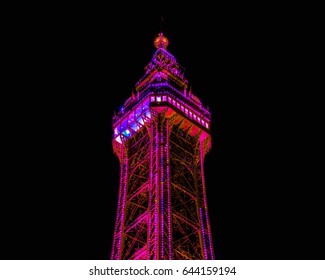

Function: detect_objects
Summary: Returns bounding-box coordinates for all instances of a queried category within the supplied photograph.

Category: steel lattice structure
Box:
[111,33,214,260]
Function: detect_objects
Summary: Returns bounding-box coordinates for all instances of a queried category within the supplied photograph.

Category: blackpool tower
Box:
[111,33,214,260]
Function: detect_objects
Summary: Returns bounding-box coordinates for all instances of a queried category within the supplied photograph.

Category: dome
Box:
[154,33,169,49]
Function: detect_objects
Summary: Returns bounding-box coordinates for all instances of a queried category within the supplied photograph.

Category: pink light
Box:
[160,132,164,259]
[111,33,213,260]
[148,124,154,259]
[166,120,172,259]
[200,140,214,259]
[199,208,208,259]
[155,125,159,259]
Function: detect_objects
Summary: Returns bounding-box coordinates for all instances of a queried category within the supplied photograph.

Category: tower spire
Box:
[160,15,164,33]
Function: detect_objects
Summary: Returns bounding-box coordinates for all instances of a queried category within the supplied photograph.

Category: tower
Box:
[111,33,214,260]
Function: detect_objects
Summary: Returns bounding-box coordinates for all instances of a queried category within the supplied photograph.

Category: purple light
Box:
[200,208,208,259]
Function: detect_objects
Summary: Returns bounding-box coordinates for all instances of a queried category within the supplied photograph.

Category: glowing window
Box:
[193,114,197,120]
[145,110,151,119]
[177,102,180,108]
[189,112,193,118]
[201,120,205,125]
[162,96,167,101]
[181,105,184,111]
[115,136,122,144]
[137,117,144,125]
[185,109,188,114]
[198,117,200,122]
[151,96,155,102]
[172,100,176,106]
[206,123,209,128]
[157,96,161,102]
[130,123,140,132]
[168,97,172,103]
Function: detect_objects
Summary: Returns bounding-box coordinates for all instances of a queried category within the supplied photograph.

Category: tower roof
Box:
[154,32,169,49]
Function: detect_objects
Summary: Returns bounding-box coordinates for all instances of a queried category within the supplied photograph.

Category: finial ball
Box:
[154,33,169,49]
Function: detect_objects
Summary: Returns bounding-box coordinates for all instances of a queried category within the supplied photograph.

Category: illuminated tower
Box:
[111,33,214,260]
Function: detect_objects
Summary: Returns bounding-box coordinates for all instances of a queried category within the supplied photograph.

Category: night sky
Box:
[2,5,322,260]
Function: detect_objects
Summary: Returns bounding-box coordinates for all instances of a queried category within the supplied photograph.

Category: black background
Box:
[2,4,323,260]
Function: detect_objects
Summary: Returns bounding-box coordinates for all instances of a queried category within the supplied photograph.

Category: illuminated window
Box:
[177,102,180,108]
[130,123,140,132]
[162,96,167,101]
[198,117,200,122]
[206,123,209,128]
[185,109,188,115]
[181,105,184,111]
[115,135,122,143]
[151,96,155,102]
[189,112,192,118]
[193,114,197,120]
[122,129,130,137]
[157,96,161,102]
[137,117,144,125]
[145,110,151,119]
[168,97,171,103]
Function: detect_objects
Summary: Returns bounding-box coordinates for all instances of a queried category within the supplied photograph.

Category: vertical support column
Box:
[199,207,208,259]
[119,152,128,259]
[147,124,153,259]
[160,128,164,259]
[111,144,128,259]
[199,139,215,259]
[166,119,172,260]
[154,119,160,259]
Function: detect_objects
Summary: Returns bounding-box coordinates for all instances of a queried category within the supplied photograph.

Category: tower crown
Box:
[112,33,211,145]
